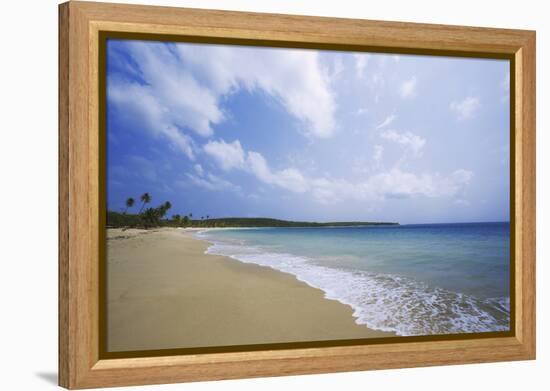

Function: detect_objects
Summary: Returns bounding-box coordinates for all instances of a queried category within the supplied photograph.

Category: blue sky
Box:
[106,39,510,224]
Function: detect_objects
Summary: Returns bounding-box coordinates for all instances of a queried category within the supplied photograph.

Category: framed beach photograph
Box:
[59,1,536,389]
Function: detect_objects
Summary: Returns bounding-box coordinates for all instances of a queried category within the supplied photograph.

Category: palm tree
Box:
[206,215,210,220]
[172,214,182,226]
[142,207,160,227]
[138,193,151,213]
[124,197,135,214]
[158,201,172,219]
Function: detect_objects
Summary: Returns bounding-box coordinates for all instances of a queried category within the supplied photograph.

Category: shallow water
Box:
[196,222,510,336]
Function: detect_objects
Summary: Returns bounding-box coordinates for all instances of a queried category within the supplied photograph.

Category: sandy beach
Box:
[107,227,392,352]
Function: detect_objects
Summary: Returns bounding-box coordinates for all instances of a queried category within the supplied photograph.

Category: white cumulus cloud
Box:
[247,152,309,193]
[306,168,473,204]
[201,138,472,205]
[203,139,246,171]
[182,172,241,193]
[203,140,310,193]
[194,163,204,176]
[373,145,384,163]
[108,80,197,159]
[400,76,417,98]
[376,114,397,129]
[108,41,338,161]
[381,129,426,157]
[450,96,481,120]
[353,53,370,79]
[175,43,336,138]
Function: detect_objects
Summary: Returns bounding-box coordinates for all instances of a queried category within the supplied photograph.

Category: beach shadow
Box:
[35,372,58,385]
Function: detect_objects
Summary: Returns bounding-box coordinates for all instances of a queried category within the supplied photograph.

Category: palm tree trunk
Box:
[138,202,146,214]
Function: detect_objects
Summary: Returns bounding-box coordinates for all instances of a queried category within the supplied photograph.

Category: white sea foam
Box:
[200,235,510,336]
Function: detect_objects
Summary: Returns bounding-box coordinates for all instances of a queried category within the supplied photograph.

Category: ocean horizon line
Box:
[183,217,510,226]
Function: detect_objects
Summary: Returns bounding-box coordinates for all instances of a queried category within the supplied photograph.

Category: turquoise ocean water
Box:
[196,222,510,336]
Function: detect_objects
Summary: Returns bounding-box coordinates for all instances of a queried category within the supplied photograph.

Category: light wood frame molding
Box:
[59,1,536,389]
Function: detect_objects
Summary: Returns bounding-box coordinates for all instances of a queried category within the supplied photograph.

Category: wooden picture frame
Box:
[59,1,536,389]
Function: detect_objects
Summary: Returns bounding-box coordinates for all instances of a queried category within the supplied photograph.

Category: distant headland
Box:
[107,193,398,229]
[107,211,399,229]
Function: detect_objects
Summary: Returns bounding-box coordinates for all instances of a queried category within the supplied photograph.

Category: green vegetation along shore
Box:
[107,193,399,229]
